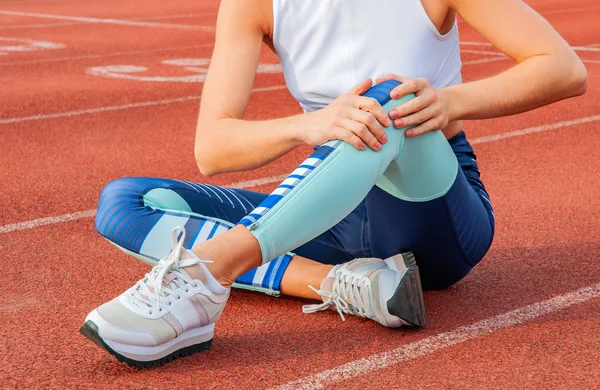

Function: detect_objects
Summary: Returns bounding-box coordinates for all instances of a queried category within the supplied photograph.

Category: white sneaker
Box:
[80,226,229,368]
[302,253,425,327]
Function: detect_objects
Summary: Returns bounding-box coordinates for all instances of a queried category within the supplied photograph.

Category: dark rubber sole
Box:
[80,321,212,369]
[386,252,426,327]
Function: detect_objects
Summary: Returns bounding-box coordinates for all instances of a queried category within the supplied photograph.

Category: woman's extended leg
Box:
[93,176,364,299]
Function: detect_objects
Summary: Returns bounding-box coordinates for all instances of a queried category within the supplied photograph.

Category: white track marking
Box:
[461,41,600,55]
[2,113,599,233]
[0,210,97,233]
[470,115,600,144]
[274,282,600,390]
[461,41,493,47]
[0,13,214,30]
[461,49,506,57]
[0,44,212,67]
[86,58,282,83]
[584,59,600,64]
[571,46,600,52]
[0,175,288,234]
[0,10,215,31]
[462,57,509,65]
[0,37,64,56]
[0,85,287,125]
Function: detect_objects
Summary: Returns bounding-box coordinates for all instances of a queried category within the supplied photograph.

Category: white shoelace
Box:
[302,268,374,321]
[128,226,211,315]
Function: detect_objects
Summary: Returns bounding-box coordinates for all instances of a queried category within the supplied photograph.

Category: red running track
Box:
[0,0,599,388]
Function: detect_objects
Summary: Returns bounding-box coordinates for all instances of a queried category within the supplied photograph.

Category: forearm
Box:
[444,51,587,122]
[194,115,306,176]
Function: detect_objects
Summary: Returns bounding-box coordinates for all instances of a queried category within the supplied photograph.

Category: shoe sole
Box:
[80,321,212,369]
[385,253,426,327]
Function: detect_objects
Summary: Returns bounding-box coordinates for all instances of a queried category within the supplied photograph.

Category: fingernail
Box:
[389,110,398,119]
[375,141,383,150]
[395,120,404,128]
[385,118,392,126]
[360,143,367,150]
[391,91,398,99]
[381,133,388,143]
[405,130,414,137]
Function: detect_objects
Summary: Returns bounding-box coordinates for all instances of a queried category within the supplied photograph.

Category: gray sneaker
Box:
[80,226,229,368]
[302,253,425,327]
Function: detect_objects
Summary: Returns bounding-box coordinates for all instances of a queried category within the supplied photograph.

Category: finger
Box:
[375,74,409,84]
[404,118,442,137]
[351,109,388,144]
[389,92,435,120]
[339,118,382,151]
[393,105,438,129]
[390,78,427,100]
[348,95,392,127]
[333,127,368,150]
[348,79,373,95]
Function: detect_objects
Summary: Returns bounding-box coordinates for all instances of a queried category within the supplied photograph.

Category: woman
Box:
[80,0,587,368]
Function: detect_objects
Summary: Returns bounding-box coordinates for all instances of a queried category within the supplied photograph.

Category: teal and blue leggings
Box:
[95,81,495,293]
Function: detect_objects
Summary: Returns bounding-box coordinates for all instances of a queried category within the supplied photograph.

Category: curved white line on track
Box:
[0,44,213,67]
[2,113,599,233]
[0,10,215,31]
[273,282,600,390]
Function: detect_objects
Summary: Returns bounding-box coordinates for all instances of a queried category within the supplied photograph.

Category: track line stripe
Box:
[461,49,506,57]
[0,175,288,234]
[462,57,509,65]
[0,12,215,30]
[0,10,215,31]
[0,210,97,234]
[0,44,213,67]
[2,113,599,233]
[273,282,600,390]
[0,85,286,125]
[583,59,600,64]
[470,115,600,144]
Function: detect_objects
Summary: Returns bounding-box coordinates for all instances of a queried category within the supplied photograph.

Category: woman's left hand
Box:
[376,74,452,137]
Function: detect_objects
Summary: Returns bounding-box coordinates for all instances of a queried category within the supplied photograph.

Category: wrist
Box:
[285,113,310,146]
[440,86,463,122]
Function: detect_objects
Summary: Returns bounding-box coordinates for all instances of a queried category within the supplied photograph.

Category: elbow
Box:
[566,56,588,97]
[194,139,219,177]
[572,63,588,97]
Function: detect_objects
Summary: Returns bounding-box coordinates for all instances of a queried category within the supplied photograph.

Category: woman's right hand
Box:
[297,79,392,151]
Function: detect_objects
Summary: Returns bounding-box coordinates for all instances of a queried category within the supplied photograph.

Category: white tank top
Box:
[272,0,462,112]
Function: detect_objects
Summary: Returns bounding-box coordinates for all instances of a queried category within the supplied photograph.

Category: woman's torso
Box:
[267,0,464,138]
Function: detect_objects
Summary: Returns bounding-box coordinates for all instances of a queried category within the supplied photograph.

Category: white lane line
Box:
[0,12,214,30]
[470,115,600,144]
[0,43,213,67]
[0,10,215,31]
[2,113,599,233]
[0,210,97,234]
[274,282,600,390]
[572,46,600,52]
[461,49,506,57]
[584,59,600,64]
[462,57,509,65]
[0,85,286,125]
[0,175,289,234]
